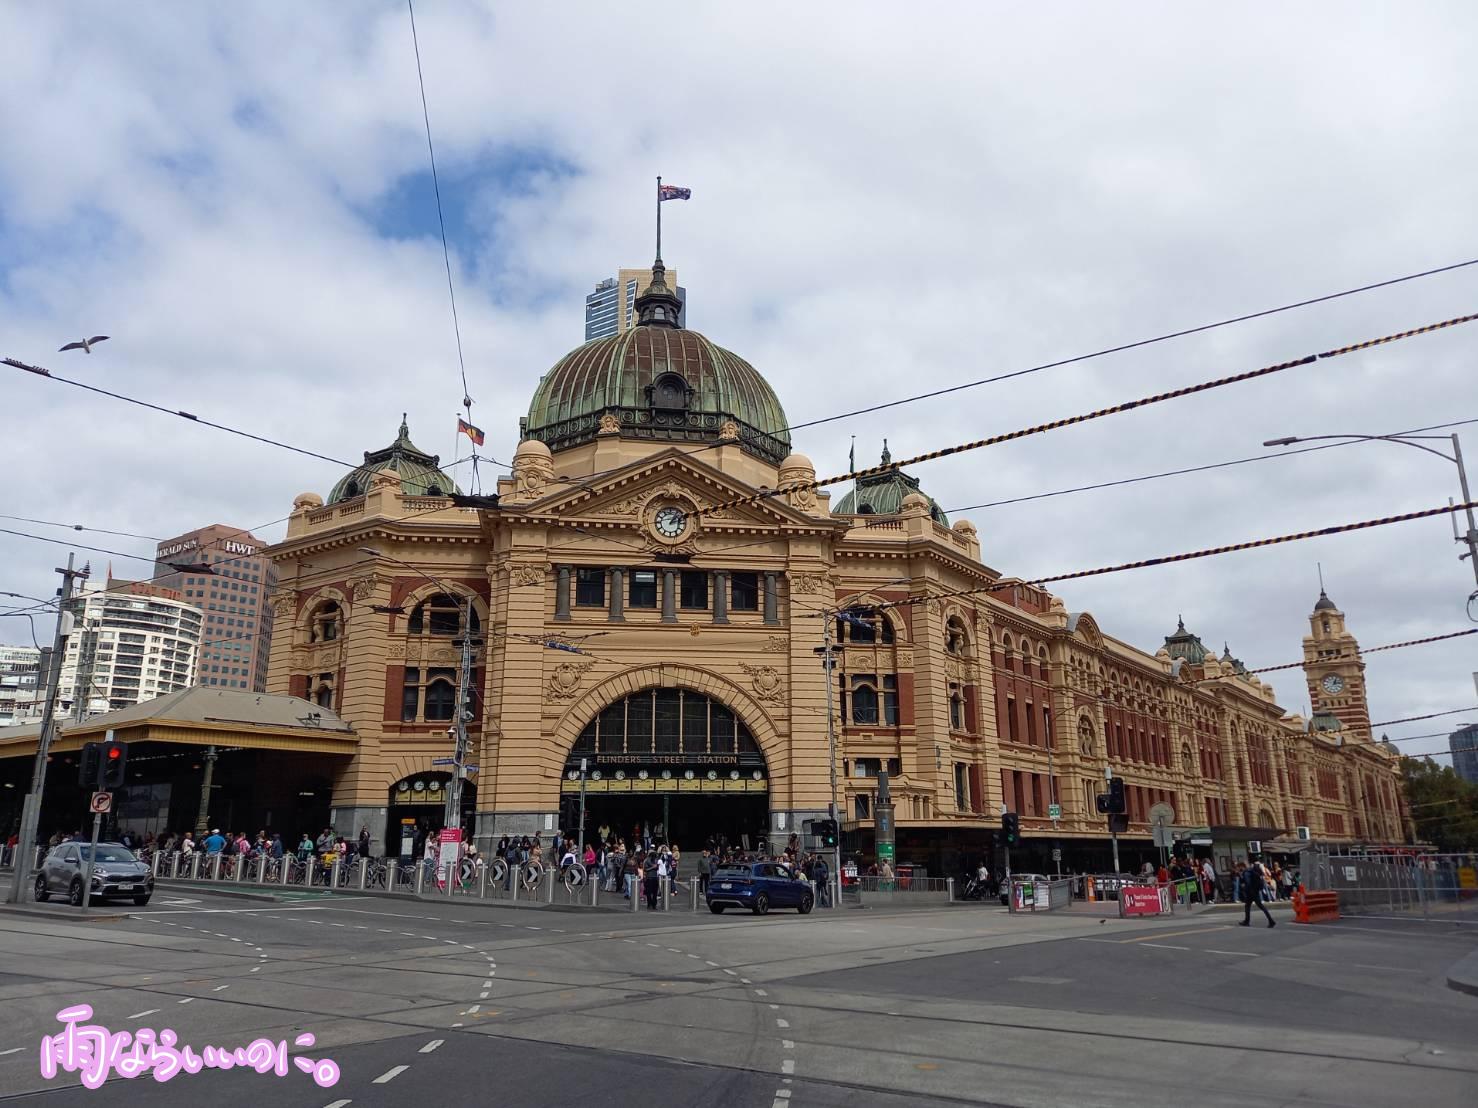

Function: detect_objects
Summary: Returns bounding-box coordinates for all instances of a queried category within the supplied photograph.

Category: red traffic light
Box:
[106,747,122,760]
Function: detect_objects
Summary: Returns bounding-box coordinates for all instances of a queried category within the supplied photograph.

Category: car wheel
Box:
[133,894,151,906]
[68,879,84,907]
[798,892,814,915]
[753,892,770,916]
[709,903,725,914]
[33,875,49,902]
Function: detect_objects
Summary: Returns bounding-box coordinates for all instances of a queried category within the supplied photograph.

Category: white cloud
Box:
[3,2,1477,756]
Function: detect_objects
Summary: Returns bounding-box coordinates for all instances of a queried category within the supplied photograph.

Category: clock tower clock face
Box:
[1321,674,1345,695]
[653,505,688,540]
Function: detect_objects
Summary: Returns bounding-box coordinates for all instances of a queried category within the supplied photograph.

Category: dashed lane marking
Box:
[775,1018,789,1029]
[754,989,768,996]
[324,1100,352,1108]
[1138,943,1190,951]
[127,1010,159,1019]
[373,1066,408,1084]
[212,985,230,992]
[0,1048,26,1056]
[177,998,193,1005]
[781,1059,795,1074]
[419,1040,443,1054]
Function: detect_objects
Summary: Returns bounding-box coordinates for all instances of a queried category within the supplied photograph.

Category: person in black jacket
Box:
[1239,856,1276,927]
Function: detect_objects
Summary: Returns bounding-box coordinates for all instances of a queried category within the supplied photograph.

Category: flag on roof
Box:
[658,184,692,201]
[457,418,485,446]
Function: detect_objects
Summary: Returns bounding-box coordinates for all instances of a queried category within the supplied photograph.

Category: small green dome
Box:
[327,415,461,504]
[833,441,948,524]
[522,262,790,465]
[1162,616,1210,665]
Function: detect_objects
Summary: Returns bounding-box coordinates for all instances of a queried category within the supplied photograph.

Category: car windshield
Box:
[76,845,136,863]
[715,865,754,876]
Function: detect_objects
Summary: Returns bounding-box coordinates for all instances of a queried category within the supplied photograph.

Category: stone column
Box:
[608,567,625,622]
[554,566,571,622]
[661,570,677,623]
[712,571,729,624]
[763,572,779,624]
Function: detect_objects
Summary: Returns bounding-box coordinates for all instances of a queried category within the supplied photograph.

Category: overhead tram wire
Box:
[559,254,1478,490]
[1370,705,1478,728]
[0,515,161,542]
[823,500,1478,617]
[941,415,1478,514]
[1188,628,1478,684]
[690,310,1478,518]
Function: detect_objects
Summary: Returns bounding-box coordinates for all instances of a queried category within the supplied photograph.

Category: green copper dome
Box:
[327,415,461,504]
[522,261,791,465]
[833,441,949,524]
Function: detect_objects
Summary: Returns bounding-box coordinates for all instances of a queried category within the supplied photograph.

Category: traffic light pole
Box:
[822,618,841,909]
[80,739,108,911]
[7,555,86,905]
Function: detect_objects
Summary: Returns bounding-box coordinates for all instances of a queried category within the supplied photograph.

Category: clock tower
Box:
[1301,590,1371,740]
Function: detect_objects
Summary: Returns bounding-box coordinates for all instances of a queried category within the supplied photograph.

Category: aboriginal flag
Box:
[658,184,692,201]
[457,418,485,446]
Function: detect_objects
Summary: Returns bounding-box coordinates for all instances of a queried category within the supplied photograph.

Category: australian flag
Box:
[658,184,692,201]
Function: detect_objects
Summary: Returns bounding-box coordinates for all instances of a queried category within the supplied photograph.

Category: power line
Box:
[564,254,1478,488]
[404,0,473,418]
[942,416,1478,514]
[1370,705,1478,728]
[1190,629,1478,683]
[694,310,1478,517]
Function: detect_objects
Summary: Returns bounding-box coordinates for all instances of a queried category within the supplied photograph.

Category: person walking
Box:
[1240,856,1275,928]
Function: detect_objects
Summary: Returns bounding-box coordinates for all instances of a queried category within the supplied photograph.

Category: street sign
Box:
[89,792,111,814]
[1151,822,1175,848]
[431,758,456,766]
[1051,847,1062,862]
[1048,803,1062,821]
[1148,801,1175,826]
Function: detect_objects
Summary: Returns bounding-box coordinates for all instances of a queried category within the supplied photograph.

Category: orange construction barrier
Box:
[1292,885,1340,924]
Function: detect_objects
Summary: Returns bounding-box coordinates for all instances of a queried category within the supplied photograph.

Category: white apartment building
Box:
[0,644,42,726]
[56,579,204,720]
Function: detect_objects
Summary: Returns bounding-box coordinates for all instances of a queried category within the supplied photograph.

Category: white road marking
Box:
[705,960,719,966]
[452,1022,463,1028]
[482,980,493,988]
[212,985,230,992]
[1204,949,1261,958]
[755,989,768,996]
[775,1018,789,1029]
[250,967,261,973]
[479,991,490,999]
[1138,943,1190,951]
[723,969,737,976]
[177,998,193,1005]
[324,1100,352,1108]
[781,1059,795,1074]
[419,1040,443,1054]
[467,1005,480,1014]
[687,953,700,959]
[127,1009,159,1019]
[782,1040,794,1049]
[373,1065,408,1084]
[769,1004,779,1010]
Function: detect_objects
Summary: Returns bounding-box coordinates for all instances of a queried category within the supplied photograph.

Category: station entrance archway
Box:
[559,687,770,852]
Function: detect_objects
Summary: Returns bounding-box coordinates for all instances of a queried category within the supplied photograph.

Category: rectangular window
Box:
[730,572,759,611]
[679,571,708,610]
[401,667,420,722]
[1025,701,1037,745]
[886,757,901,777]
[654,688,681,752]
[1042,706,1053,749]
[954,763,969,810]
[1006,697,1019,743]
[882,675,899,725]
[597,702,625,752]
[629,570,658,609]
[575,568,605,607]
[626,692,653,753]
[682,691,708,754]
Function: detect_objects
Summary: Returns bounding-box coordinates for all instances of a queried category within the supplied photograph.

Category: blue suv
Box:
[706,862,814,915]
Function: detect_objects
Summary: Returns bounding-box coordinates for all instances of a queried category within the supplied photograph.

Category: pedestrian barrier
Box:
[1292,886,1340,924]
[1007,877,1072,913]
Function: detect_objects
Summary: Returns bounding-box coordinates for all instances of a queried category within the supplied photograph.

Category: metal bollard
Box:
[590,876,599,907]
[546,872,555,904]
[357,857,367,891]
[256,854,266,884]
[414,862,425,896]
[446,863,454,899]
[330,858,341,890]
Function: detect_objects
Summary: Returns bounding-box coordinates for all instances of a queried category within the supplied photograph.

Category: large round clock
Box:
[653,505,688,540]
[1321,674,1345,695]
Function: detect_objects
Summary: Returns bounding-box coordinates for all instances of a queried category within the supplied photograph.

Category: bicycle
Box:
[365,859,389,890]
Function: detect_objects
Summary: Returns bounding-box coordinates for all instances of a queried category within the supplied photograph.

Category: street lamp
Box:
[358,547,479,837]
[1261,432,1478,591]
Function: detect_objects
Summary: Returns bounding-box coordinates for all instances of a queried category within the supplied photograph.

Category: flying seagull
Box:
[59,335,109,353]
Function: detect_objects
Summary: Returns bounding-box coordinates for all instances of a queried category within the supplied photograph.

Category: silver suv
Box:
[35,842,153,907]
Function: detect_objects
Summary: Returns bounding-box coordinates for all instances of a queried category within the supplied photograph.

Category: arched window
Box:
[569,688,762,758]
[1037,647,1050,681]
[309,600,342,643]
[837,606,894,644]
[408,593,480,637]
[846,674,898,725]
[343,480,360,498]
[949,684,965,731]
[424,483,444,497]
[423,678,458,722]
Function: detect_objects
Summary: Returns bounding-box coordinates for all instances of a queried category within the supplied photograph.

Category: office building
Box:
[56,579,203,718]
[1452,724,1478,786]
[153,525,278,691]
[0,645,42,727]
[585,266,686,339]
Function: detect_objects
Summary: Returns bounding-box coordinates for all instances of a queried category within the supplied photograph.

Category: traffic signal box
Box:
[79,740,128,789]
[1000,812,1019,846]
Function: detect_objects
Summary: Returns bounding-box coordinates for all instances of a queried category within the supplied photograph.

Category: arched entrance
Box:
[386,772,477,860]
[559,687,769,852]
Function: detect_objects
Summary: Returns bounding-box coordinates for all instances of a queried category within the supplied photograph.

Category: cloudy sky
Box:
[2,3,1475,759]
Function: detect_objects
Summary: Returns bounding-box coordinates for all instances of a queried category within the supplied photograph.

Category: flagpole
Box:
[655,175,662,261]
